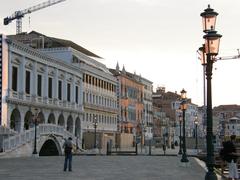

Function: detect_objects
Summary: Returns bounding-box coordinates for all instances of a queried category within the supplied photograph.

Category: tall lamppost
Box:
[180,89,188,163]
[33,108,39,155]
[93,115,98,149]
[194,116,199,150]
[140,122,145,153]
[178,113,183,155]
[143,123,147,146]
[200,5,222,180]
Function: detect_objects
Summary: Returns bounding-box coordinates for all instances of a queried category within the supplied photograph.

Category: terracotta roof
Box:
[213,104,240,111]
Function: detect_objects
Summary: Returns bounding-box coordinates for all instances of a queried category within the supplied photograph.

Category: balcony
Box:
[6,91,83,112]
[83,102,118,113]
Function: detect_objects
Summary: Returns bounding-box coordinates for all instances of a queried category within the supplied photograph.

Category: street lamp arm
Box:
[214,53,240,61]
[197,49,239,62]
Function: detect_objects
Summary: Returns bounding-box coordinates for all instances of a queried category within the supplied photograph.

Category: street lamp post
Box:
[178,114,183,155]
[93,115,98,149]
[143,124,147,146]
[200,5,222,180]
[76,136,79,150]
[194,116,199,150]
[140,122,145,153]
[180,89,188,163]
[32,108,39,155]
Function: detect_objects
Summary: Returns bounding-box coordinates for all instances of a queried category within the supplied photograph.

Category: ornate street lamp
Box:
[33,108,39,155]
[93,115,98,149]
[200,4,218,33]
[178,113,183,155]
[194,116,199,150]
[200,5,222,180]
[180,89,188,163]
[198,45,207,65]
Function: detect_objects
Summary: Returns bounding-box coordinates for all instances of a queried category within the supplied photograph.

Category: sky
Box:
[1,0,240,107]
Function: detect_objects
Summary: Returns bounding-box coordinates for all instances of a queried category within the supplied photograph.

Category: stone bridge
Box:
[0,124,80,157]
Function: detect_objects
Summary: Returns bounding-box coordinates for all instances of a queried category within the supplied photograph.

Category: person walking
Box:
[63,137,73,172]
[221,135,239,180]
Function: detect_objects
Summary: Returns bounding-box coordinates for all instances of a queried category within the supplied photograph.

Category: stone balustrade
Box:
[1,124,78,152]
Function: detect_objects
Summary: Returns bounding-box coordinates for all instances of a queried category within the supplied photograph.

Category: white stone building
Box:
[0,31,118,150]
[141,77,153,140]
[172,99,199,138]
[224,117,240,136]
[1,33,84,137]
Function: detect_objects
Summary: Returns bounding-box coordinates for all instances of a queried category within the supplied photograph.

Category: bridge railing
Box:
[38,124,77,143]
[3,128,34,152]
[38,124,64,137]
[2,124,78,152]
[0,126,18,135]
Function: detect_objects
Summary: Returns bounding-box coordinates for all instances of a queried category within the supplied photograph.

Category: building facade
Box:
[37,32,118,149]
[152,106,169,146]
[1,34,84,140]
[172,97,199,138]
[141,77,153,140]
[1,31,118,150]
[152,87,179,145]
[110,65,145,147]
[213,105,240,138]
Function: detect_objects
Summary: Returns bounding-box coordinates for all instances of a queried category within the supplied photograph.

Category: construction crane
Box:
[4,0,66,34]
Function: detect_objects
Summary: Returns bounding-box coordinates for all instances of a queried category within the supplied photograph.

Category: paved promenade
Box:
[0,155,223,180]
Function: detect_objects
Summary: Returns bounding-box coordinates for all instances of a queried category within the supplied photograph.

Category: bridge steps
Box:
[0,124,80,157]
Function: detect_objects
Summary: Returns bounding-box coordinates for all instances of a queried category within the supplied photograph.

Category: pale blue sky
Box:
[1,0,240,106]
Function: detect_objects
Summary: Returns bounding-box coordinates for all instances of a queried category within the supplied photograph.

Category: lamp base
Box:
[181,153,189,163]
[179,161,190,167]
[32,153,39,158]
[178,149,182,155]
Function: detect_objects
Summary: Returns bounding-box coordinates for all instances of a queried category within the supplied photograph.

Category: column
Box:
[71,76,75,104]
[20,111,25,132]
[78,79,81,107]
[19,56,26,99]
[79,78,83,106]
[43,65,48,103]
[72,118,76,136]
[7,51,12,97]
[31,61,37,101]
[63,72,67,102]
[53,68,58,101]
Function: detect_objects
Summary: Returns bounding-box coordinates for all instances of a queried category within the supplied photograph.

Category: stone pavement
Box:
[0,155,224,180]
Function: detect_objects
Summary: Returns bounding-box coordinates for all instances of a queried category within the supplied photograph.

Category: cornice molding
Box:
[6,97,84,114]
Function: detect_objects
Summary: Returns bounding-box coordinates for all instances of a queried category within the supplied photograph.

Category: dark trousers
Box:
[64,153,72,171]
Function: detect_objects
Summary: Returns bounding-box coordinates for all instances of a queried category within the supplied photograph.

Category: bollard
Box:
[135,143,138,155]
[106,142,110,155]
[149,140,152,156]
[163,144,166,155]
[109,140,112,153]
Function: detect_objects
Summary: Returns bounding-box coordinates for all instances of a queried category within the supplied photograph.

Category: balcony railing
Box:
[7,93,83,112]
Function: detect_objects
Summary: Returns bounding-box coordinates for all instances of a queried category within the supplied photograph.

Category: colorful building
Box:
[110,64,145,147]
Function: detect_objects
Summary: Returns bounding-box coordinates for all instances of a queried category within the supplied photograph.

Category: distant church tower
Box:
[116,62,120,74]
[122,65,126,74]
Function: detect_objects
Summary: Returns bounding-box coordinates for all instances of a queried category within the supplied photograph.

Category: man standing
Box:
[223,135,239,180]
[63,137,73,172]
